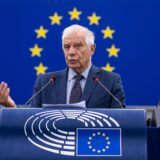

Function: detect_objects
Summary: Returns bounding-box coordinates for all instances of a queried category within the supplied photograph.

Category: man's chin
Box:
[68,64,79,69]
[68,65,81,72]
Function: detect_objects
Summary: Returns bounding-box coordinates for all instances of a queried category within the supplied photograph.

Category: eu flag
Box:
[0,0,159,105]
[76,128,121,156]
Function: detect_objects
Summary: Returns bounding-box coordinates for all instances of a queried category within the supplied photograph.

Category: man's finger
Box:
[0,82,8,99]
[0,82,5,91]
[3,88,10,102]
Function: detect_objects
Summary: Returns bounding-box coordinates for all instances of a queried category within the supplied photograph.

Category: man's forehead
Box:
[63,36,85,44]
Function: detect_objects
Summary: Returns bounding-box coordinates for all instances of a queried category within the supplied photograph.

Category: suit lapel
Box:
[81,65,100,105]
[54,66,100,105]
[55,68,68,104]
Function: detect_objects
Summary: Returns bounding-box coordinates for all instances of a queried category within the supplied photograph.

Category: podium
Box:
[0,108,147,160]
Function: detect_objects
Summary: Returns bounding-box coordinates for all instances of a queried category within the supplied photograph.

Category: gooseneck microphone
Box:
[25,76,56,105]
[93,76,124,108]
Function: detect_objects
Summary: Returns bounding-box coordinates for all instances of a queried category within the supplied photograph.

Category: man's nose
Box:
[68,46,76,56]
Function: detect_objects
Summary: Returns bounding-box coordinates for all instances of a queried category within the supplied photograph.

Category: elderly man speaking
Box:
[0,24,126,108]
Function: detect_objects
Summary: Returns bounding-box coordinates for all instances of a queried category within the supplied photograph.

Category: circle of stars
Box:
[87,132,111,154]
[29,7,121,75]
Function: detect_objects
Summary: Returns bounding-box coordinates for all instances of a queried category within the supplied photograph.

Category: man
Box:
[0,24,125,108]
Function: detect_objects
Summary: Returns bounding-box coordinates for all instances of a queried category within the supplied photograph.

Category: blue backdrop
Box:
[0,0,159,105]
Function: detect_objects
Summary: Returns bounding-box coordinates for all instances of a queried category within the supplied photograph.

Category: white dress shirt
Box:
[66,63,91,104]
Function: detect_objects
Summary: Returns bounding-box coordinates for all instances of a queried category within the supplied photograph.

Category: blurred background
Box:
[0,0,159,106]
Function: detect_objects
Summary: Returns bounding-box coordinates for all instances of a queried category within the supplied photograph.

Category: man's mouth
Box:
[68,60,77,64]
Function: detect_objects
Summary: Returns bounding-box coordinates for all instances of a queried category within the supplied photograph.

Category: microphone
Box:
[93,76,124,108]
[25,76,56,105]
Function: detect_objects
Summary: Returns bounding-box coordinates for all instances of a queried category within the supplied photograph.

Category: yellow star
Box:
[49,12,63,25]
[102,63,115,72]
[35,26,48,39]
[87,12,101,25]
[101,26,115,39]
[34,63,48,75]
[68,8,82,20]
[107,45,120,57]
[29,44,43,57]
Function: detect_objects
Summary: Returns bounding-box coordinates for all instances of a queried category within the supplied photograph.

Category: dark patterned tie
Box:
[69,74,84,104]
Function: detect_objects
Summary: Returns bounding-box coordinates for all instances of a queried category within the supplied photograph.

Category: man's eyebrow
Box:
[63,43,69,45]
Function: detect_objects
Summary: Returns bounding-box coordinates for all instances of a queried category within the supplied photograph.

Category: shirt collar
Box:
[68,63,92,81]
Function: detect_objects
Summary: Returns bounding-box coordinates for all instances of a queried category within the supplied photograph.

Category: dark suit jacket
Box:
[31,65,126,108]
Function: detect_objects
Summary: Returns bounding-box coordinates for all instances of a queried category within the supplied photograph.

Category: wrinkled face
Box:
[63,34,95,73]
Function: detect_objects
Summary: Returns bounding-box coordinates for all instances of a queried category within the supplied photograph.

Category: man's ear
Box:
[90,44,96,55]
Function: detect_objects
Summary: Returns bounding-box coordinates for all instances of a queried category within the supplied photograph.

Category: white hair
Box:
[62,24,95,46]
